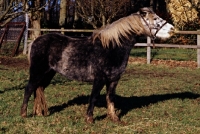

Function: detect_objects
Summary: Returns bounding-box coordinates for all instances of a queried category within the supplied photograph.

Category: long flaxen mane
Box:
[92,13,147,48]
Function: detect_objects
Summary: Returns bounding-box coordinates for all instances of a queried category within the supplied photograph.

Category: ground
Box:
[129,57,197,69]
[0,56,29,70]
[0,56,197,70]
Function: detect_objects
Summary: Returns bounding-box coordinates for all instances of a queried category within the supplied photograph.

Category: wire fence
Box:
[0,22,26,56]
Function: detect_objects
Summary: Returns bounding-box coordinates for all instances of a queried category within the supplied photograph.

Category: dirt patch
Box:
[0,56,29,70]
[129,57,197,69]
[0,56,198,70]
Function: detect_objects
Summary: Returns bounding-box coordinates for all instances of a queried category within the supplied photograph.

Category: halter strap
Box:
[140,14,168,48]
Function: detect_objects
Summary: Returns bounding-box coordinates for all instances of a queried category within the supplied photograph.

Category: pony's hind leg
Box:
[21,67,55,117]
[106,80,119,122]
[21,81,38,117]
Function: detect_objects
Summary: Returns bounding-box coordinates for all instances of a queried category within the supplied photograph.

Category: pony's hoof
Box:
[109,114,119,122]
[21,112,27,117]
[21,109,27,117]
[21,114,26,118]
[85,116,94,124]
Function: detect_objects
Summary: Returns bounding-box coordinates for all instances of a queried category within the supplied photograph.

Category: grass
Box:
[131,47,197,61]
[0,52,200,133]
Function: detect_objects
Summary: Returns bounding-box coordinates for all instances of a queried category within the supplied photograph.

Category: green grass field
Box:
[0,49,200,133]
[130,47,197,61]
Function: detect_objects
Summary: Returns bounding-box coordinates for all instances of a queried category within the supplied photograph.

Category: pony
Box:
[21,7,174,123]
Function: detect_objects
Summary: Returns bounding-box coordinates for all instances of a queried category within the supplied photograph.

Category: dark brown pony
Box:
[21,8,174,123]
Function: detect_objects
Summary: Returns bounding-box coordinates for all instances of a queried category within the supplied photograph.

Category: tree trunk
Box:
[59,0,67,34]
[73,3,79,28]
[91,0,94,19]
[30,18,41,39]
[102,15,106,26]
[29,0,41,40]
[0,0,3,11]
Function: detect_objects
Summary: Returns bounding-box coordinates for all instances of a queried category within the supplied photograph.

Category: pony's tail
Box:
[27,41,33,65]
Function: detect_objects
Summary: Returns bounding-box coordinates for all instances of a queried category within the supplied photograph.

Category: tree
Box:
[29,0,43,39]
[44,0,59,28]
[166,0,199,29]
[75,0,130,28]
[59,0,67,28]
[0,0,46,27]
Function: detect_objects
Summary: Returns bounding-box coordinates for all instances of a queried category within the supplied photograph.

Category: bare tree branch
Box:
[75,0,129,28]
[0,0,48,27]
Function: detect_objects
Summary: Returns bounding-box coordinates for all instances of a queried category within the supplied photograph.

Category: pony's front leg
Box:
[21,83,36,117]
[86,79,105,123]
[106,80,119,122]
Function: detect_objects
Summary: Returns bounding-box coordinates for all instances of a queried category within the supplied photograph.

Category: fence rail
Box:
[24,29,200,68]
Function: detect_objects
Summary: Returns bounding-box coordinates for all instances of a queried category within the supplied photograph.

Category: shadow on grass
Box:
[48,91,200,121]
[0,68,8,70]
[0,84,26,94]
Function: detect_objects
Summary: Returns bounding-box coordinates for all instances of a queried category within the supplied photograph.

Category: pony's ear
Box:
[139,7,154,17]
[138,9,147,17]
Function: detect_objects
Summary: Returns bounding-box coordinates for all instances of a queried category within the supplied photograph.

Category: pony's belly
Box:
[53,65,94,82]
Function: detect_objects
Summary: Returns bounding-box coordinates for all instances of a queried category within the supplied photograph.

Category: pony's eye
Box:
[154,18,157,20]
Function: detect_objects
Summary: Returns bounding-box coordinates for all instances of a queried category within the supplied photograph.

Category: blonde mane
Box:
[92,13,147,48]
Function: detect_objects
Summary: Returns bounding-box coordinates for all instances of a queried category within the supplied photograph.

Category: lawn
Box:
[130,47,197,61]
[0,51,200,133]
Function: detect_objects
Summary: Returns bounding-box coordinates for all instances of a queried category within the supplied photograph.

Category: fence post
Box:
[61,27,64,34]
[197,30,200,68]
[23,13,29,54]
[147,37,151,64]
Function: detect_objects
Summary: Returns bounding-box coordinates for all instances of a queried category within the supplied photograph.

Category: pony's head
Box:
[138,7,175,40]
[92,7,175,48]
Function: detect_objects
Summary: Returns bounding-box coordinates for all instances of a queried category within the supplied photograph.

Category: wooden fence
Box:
[134,30,200,67]
[25,29,200,68]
